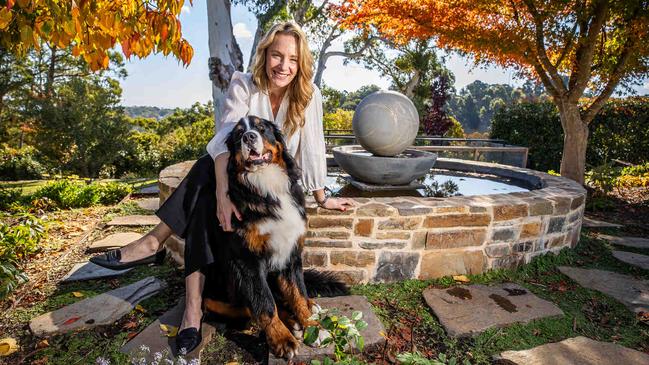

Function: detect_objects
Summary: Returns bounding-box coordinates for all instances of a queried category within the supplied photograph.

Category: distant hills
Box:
[124,106,175,120]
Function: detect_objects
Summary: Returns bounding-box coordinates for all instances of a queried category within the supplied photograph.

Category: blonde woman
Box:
[92,21,353,354]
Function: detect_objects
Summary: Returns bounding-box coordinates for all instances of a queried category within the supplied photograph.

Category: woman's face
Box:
[265,33,299,92]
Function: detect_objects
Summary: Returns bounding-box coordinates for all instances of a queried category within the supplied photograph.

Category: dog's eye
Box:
[258,127,265,133]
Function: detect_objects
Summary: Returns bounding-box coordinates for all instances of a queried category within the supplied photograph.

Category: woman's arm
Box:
[214,152,241,232]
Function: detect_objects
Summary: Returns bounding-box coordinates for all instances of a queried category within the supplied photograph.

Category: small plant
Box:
[585,162,620,194]
[30,178,132,209]
[97,344,200,365]
[0,188,23,211]
[304,307,368,363]
[397,351,471,365]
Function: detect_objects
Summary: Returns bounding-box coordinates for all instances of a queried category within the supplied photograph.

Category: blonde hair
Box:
[252,21,314,138]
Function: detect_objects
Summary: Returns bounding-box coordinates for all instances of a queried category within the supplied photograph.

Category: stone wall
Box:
[159,158,586,284]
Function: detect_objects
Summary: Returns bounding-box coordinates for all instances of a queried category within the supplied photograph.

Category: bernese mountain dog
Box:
[202,116,345,359]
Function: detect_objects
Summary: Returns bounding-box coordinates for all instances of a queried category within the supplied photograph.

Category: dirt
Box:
[586,186,649,237]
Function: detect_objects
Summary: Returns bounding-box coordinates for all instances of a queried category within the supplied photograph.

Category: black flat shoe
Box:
[175,325,202,355]
[90,248,166,270]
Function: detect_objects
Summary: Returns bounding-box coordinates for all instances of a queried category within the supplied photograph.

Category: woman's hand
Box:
[217,191,241,232]
[320,197,355,211]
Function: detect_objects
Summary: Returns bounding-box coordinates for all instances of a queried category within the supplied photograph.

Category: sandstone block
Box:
[411,231,427,250]
[550,196,571,214]
[388,201,433,216]
[377,218,421,230]
[484,244,511,258]
[426,229,486,249]
[419,251,485,278]
[547,217,565,234]
[359,241,407,250]
[302,251,327,267]
[306,230,351,240]
[354,219,374,237]
[423,214,491,228]
[570,195,585,209]
[330,251,375,267]
[309,217,353,229]
[512,241,533,253]
[356,203,396,217]
[491,228,518,242]
[376,231,411,240]
[304,239,352,248]
[529,199,553,216]
[375,252,419,283]
[494,204,528,221]
[520,221,542,239]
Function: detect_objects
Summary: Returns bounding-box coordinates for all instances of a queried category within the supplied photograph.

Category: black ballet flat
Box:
[175,323,203,355]
[90,248,166,270]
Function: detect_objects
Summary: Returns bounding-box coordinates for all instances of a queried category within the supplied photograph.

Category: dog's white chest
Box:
[257,193,305,271]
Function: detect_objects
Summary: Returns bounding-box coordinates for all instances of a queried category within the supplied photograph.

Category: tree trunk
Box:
[207,0,243,132]
[557,100,589,185]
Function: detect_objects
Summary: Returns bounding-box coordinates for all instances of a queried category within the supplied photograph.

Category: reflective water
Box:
[325,169,530,198]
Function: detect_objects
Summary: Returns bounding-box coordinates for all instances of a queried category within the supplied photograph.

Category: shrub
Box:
[324,109,354,133]
[490,97,649,171]
[30,179,131,209]
[0,145,45,180]
[0,188,23,211]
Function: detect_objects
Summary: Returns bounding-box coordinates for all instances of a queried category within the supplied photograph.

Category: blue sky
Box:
[119,0,649,108]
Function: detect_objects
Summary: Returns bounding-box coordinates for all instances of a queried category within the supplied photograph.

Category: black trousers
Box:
[155,154,220,277]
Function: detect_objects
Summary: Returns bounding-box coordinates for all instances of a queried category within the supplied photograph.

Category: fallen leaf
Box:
[36,339,49,349]
[123,321,138,330]
[63,316,81,325]
[379,330,388,338]
[134,304,146,313]
[453,275,470,283]
[0,338,19,356]
[226,362,239,365]
[72,292,84,298]
[127,332,138,340]
[159,324,178,337]
[32,356,49,365]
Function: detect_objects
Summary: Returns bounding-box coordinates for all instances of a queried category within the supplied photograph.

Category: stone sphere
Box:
[352,90,419,157]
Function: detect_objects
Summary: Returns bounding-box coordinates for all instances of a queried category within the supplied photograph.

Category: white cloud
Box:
[181,5,190,14]
[233,22,253,39]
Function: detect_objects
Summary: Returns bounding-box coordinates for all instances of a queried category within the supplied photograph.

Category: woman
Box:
[91,21,353,354]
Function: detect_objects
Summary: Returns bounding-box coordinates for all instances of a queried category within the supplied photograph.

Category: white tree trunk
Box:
[207,0,243,132]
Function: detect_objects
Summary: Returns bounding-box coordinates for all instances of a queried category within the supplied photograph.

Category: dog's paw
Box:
[310,303,322,315]
[290,322,303,339]
[268,325,300,359]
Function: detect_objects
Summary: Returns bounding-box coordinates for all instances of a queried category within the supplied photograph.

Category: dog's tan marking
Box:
[267,140,286,170]
[203,298,251,318]
[245,224,270,255]
[277,276,318,329]
[259,308,299,358]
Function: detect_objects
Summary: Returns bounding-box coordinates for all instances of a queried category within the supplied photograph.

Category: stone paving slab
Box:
[269,295,386,364]
[137,184,160,195]
[30,277,165,336]
[558,266,649,313]
[422,283,563,337]
[88,232,143,253]
[599,234,649,249]
[495,336,649,365]
[582,217,623,228]
[107,215,160,226]
[136,197,159,211]
[61,262,132,282]
[612,250,649,270]
[121,299,216,362]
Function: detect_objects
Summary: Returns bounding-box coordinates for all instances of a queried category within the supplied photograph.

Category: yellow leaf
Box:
[226,362,239,365]
[0,338,20,357]
[134,304,146,313]
[159,324,178,337]
[379,330,387,338]
[453,275,470,283]
[72,291,84,298]
[0,8,14,30]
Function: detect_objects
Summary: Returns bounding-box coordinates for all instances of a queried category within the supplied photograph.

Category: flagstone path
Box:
[612,250,649,270]
[558,266,649,313]
[599,234,649,249]
[107,215,160,226]
[87,232,143,252]
[136,197,160,211]
[137,184,160,195]
[495,336,649,365]
[422,283,563,337]
[61,262,132,282]
[582,216,623,228]
[30,277,166,336]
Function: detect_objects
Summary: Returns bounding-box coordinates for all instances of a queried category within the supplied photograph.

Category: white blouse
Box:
[206,71,327,192]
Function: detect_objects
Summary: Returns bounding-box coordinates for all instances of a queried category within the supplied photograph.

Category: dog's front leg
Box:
[277,251,318,330]
[233,262,299,359]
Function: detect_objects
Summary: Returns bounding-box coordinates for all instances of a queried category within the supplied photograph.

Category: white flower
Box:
[95,357,111,365]
[153,352,163,361]
[140,345,150,353]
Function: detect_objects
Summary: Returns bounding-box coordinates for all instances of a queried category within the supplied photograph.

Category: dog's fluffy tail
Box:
[304,269,350,298]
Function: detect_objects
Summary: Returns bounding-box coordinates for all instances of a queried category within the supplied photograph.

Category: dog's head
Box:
[226,116,290,173]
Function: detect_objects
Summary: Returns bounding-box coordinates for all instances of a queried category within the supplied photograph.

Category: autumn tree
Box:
[338,0,649,184]
[0,0,193,70]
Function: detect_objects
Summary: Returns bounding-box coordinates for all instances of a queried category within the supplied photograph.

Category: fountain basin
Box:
[159,158,586,285]
[332,145,437,185]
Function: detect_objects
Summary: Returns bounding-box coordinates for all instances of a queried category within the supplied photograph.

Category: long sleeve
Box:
[297,86,327,192]
[206,72,252,159]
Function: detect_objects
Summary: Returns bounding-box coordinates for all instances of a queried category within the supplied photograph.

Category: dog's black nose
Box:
[242,131,257,144]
